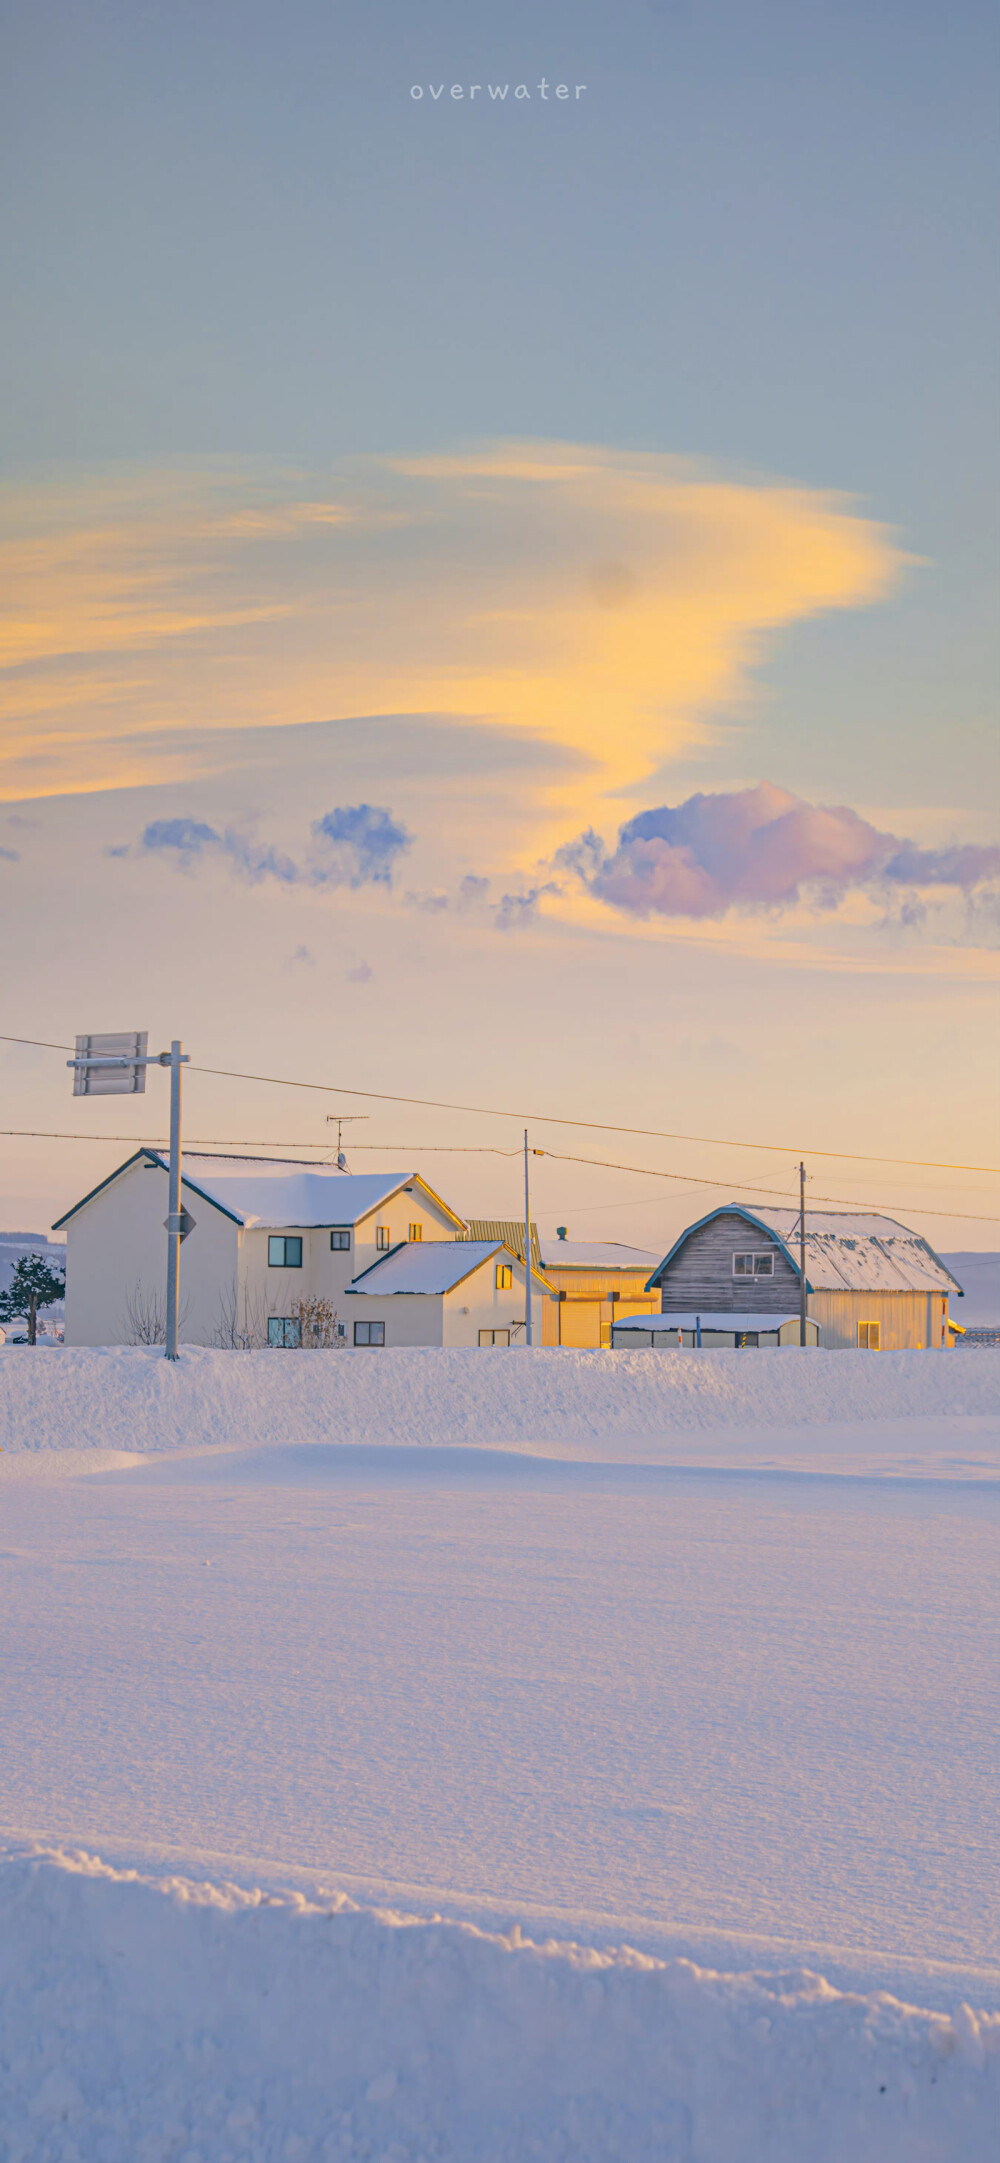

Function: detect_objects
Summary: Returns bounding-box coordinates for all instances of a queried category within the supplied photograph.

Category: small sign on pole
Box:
[72,1032,148,1096]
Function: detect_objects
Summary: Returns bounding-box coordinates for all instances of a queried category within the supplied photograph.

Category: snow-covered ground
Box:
[1,1347,997,2159]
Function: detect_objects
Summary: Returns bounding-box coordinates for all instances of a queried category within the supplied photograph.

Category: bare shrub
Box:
[122,1281,165,1345]
[213,1281,272,1351]
[290,1295,346,1349]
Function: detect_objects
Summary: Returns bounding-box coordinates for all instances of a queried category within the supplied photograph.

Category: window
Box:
[376,1227,391,1251]
[495,1263,513,1290]
[354,1320,385,1347]
[267,1317,301,1348]
[268,1235,302,1268]
[858,1321,881,1350]
[330,1229,351,1252]
[408,1222,422,1242]
[479,1329,510,1347]
[735,1331,759,1349]
[733,1252,774,1277]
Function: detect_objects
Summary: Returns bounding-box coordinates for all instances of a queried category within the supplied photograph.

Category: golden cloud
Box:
[0,444,905,837]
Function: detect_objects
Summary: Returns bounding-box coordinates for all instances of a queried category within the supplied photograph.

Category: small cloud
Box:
[289,944,316,967]
[310,803,412,889]
[6,814,38,829]
[347,960,373,983]
[103,843,130,859]
[557,783,1000,921]
[0,846,20,863]
[494,881,560,930]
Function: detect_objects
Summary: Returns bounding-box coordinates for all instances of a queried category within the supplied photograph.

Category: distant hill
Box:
[941,1252,1000,1328]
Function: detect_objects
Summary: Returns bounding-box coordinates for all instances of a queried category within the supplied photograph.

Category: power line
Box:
[1,1034,996,1176]
[1,1128,995,1221]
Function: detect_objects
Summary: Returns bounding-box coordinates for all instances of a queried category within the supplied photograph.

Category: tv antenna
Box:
[324,1113,368,1170]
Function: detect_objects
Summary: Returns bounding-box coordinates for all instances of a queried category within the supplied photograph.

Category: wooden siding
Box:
[543,1265,656,1300]
[658,1213,799,1313]
[810,1290,950,1350]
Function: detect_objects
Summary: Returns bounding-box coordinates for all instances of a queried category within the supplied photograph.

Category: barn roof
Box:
[647,1205,963,1296]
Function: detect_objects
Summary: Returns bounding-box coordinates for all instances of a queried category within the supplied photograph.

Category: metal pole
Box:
[523,1128,533,1348]
[165,1040,183,1360]
[798,1160,807,1348]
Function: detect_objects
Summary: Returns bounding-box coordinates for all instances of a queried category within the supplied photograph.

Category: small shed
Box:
[612,1309,820,1349]
[463,1222,660,1347]
[645,1205,963,1350]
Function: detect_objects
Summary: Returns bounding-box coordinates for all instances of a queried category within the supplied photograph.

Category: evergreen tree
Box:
[0,1254,66,1345]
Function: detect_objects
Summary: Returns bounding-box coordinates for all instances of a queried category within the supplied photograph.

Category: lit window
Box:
[354,1320,385,1346]
[495,1263,512,1290]
[376,1227,391,1251]
[733,1252,773,1277]
[858,1321,881,1350]
[408,1223,422,1242]
[267,1317,301,1347]
[268,1235,303,1268]
[479,1329,511,1346]
[330,1229,351,1251]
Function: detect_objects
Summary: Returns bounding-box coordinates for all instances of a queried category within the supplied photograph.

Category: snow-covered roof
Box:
[539,1240,660,1271]
[650,1205,962,1297]
[748,1207,962,1295]
[54,1153,466,1234]
[348,1239,511,1297]
[614,1311,805,1334]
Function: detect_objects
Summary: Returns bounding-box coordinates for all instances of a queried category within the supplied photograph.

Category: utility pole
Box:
[798,1160,808,1347]
[523,1128,533,1347]
[164,1041,184,1362]
[69,1031,192,1361]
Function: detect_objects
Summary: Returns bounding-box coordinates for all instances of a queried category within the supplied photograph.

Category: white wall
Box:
[64,1159,239,1347]
[343,1251,557,1349]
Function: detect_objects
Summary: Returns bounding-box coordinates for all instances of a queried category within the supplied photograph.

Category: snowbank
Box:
[1,1342,997,1458]
[2,1847,996,2163]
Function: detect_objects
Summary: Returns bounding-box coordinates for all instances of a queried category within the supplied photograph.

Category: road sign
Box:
[72,1032,148,1096]
[164,1208,197,1244]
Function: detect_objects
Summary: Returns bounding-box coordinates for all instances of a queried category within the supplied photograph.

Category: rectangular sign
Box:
[72,1031,149,1096]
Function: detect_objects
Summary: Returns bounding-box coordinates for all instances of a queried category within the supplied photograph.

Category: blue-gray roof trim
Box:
[645,1206,811,1294]
[52,1149,245,1230]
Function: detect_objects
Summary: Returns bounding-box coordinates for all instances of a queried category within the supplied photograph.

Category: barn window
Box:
[733,1252,773,1277]
[354,1321,385,1346]
[858,1321,881,1350]
[330,1229,351,1251]
[267,1317,301,1347]
[268,1235,302,1268]
[495,1263,513,1290]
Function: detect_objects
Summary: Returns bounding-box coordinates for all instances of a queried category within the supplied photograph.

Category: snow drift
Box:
[1,1342,996,1459]
[2,1846,996,2163]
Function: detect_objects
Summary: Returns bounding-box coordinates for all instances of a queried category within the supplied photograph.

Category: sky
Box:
[1,0,997,1250]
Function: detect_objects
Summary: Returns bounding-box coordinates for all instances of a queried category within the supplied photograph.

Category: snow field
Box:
[3,1847,997,2163]
[1,1342,997,1459]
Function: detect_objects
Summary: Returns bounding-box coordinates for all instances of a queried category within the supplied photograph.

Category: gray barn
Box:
[643,1205,963,1350]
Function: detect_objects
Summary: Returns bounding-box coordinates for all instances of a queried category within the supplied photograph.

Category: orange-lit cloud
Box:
[0,445,905,841]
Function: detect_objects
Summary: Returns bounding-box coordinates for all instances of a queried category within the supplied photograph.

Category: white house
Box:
[52,1150,554,1350]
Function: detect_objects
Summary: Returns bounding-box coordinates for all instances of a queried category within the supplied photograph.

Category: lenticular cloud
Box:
[558,782,1000,919]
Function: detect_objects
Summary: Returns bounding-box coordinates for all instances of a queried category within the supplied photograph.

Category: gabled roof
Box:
[347,1237,551,1298]
[53,1153,466,1234]
[646,1204,963,1297]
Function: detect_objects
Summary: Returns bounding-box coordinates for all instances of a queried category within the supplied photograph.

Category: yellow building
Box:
[463,1222,660,1347]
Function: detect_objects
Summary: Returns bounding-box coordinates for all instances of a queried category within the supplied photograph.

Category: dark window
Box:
[330,1229,351,1251]
[733,1251,773,1277]
[268,1235,303,1268]
[267,1317,301,1348]
[354,1320,385,1347]
[376,1227,391,1251]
